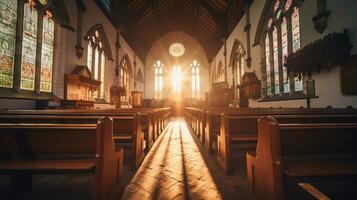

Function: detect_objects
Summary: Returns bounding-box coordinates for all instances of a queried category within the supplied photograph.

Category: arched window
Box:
[265,34,272,96]
[191,60,200,99]
[85,25,111,101]
[120,55,132,102]
[154,60,163,100]
[263,0,303,97]
[216,61,225,83]
[230,40,246,87]
[0,0,56,95]
[136,68,144,92]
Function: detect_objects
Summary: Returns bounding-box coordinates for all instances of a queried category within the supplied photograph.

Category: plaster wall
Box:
[211,0,357,108]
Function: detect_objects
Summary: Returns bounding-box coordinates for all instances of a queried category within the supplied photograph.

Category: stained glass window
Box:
[40,11,54,92]
[263,0,305,98]
[100,52,105,99]
[265,34,272,96]
[292,7,303,92]
[281,17,290,93]
[154,60,163,100]
[21,3,38,90]
[273,27,279,94]
[120,58,130,102]
[0,0,17,88]
[191,60,200,99]
[292,7,301,52]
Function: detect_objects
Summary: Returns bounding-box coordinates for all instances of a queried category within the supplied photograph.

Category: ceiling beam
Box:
[193,0,199,24]
[198,0,228,38]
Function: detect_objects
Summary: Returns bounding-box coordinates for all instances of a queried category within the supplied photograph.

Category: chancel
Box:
[0,0,357,200]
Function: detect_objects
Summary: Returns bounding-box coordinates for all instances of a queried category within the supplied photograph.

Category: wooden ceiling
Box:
[108,0,251,61]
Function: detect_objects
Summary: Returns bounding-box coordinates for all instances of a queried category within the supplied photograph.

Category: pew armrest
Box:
[246,151,256,193]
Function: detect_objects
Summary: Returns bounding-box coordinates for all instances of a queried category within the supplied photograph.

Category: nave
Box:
[121,118,253,200]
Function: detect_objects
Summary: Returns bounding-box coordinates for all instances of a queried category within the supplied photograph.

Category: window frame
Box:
[0,0,57,100]
[191,60,200,99]
[154,60,163,100]
[85,25,110,103]
[259,0,307,102]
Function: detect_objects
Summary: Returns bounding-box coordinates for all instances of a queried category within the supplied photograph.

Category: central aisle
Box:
[121,118,223,200]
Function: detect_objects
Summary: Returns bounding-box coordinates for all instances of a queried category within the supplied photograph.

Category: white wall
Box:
[211,0,357,108]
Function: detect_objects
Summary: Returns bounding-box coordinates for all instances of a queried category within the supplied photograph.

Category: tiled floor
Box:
[121,117,255,200]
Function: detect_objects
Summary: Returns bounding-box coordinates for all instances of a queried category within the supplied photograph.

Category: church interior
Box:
[1,0,357,199]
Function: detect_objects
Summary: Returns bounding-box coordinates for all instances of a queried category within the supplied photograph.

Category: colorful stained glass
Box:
[268,18,273,28]
[40,13,54,92]
[265,34,271,96]
[0,0,17,88]
[276,9,281,20]
[100,52,105,99]
[285,0,292,11]
[292,7,303,92]
[292,7,301,52]
[281,17,290,93]
[274,0,280,11]
[87,42,93,71]
[21,3,38,90]
[273,27,280,94]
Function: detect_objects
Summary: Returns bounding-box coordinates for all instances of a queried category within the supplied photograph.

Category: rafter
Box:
[193,0,200,24]
[198,0,228,38]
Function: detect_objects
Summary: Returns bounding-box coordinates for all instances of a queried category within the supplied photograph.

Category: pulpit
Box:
[63,65,100,109]
[110,86,126,108]
[131,91,143,107]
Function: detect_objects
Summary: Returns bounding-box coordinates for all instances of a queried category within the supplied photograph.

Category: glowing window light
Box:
[154,60,164,99]
[191,60,200,98]
[172,65,183,93]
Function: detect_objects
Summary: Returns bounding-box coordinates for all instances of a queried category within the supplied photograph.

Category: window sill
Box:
[257,92,319,102]
[0,88,58,100]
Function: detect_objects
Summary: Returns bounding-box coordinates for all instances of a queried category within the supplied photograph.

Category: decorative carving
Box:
[75,0,86,59]
[63,65,100,109]
[313,0,329,34]
[285,30,353,76]
[110,86,125,108]
[312,10,330,34]
[238,72,261,99]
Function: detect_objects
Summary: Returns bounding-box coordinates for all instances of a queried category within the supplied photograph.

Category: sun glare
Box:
[172,65,183,93]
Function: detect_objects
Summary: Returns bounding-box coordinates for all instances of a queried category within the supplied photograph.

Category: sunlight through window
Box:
[172,65,183,93]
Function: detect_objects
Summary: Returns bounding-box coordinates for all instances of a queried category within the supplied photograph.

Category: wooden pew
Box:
[246,117,357,200]
[0,117,123,200]
[202,107,357,156]
[218,112,357,175]
[0,110,145,169]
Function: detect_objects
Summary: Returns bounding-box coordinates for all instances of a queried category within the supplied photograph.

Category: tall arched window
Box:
[0,0,56,96]
[154,60,163,100]
[265,34,272,96]
[191,60,200,99]
[216,61,225,82]
[86,25,111,101]
[120,56,132,102]
[136,68,144,92]
[263,0,303,97]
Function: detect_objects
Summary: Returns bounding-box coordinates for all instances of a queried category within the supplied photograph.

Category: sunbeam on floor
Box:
[120,118,223,200]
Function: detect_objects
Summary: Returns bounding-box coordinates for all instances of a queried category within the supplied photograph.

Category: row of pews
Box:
[185,107,357,199]
[0,107,171,200]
